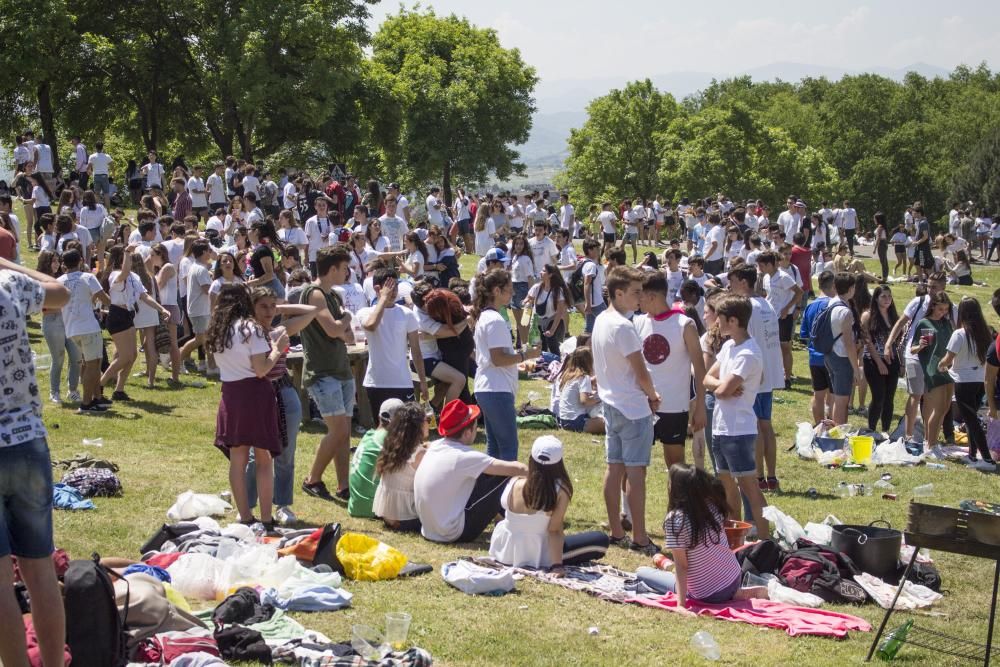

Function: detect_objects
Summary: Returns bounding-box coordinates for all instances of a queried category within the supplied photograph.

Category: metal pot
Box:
[831,520,902,580]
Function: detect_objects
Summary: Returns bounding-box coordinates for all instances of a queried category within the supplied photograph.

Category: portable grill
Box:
[865,501,1000,665]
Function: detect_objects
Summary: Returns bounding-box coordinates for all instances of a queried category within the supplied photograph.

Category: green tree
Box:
[369,9,537,203]
[952,125,1000,214]
[561,79,678,206]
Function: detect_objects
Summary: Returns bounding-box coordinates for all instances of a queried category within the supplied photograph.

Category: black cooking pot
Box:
[831,520,902,580]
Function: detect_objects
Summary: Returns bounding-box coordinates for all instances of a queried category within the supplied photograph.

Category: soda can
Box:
[882,493,897,501]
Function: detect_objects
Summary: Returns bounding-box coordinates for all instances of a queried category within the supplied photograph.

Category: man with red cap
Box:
[414,399,528,543]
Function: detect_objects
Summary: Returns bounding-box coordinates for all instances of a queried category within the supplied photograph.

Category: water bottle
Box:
[835,482,871,497]
[875,619,913,661]
[691,631,720,661]
[912,483,934,498]
[925,462,946,470]
[82,438,104,447]
[422,402,437,430]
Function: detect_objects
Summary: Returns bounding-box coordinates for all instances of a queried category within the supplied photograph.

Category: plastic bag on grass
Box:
[767,578,824,607]
[795,422,815,459]
[762,506,805,550]
[167,553,225,600]
[803,522,833,546]
[872,439,922,466]
[336,533,407,581]
[166,491,232,521]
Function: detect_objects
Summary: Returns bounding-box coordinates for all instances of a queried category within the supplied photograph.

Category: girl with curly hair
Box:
[372,403,430,531]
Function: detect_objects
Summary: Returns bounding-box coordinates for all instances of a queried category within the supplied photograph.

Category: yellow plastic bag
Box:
[335,532,408,581]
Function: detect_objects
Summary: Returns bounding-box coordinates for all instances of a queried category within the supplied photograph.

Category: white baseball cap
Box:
[531,435,564,465]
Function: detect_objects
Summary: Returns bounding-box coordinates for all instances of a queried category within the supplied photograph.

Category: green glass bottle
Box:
[876,620,913,661]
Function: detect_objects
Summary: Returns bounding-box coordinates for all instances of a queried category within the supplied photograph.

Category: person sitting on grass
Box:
[373,402,432,531]
[489,435,610,570]
[636,464,768,614]
[414,399,527,543]
[552,346,605,434]
[347,398,406,519]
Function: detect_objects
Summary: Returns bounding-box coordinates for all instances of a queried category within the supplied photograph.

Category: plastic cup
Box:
[742,572,769,588]
[33,353,52,371]
[849,435,874,465]
[351,624,388,661]
[384,612,412,651]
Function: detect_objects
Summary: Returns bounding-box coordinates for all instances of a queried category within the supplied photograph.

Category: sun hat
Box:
[531,435,564,465]
[438,399,481,437]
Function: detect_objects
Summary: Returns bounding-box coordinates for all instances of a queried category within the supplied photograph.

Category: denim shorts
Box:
[511,282,529,310]
[92,173,111,195]
[307,375,356,418]
[603,403,653,467]
[190,314,210,335]
[711,433,758,477]
[0,438,55,558]
[558,414,587,432]
[72,332,104,362]
[824,353,855,397]
[752,391,773,421]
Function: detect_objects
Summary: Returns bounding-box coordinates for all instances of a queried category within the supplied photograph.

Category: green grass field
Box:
[20,226,1000,666]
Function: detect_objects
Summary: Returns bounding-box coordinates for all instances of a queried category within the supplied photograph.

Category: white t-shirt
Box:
[827,296,854,357]
[426,195,443,226]
[559,203,575,231]
[304,215,331,262]
[214,321,270,382]
[358,305,418,388]
[528,236,558,275]
[78,205,107,231]
[187,177,207,208]
[713,337,764,436]
[946,328,986,383]
[527,282,565,321]
[414,439,496,542]
[58,271,103,338]
[510,255,535,284]
[777,211,801,238]
[145,162,164,188]
[206,173,227,205]
[634,311,694,413]
[558,244,577,282]
[414,308,442,359]
[592,306,650,419]
[241,174,260,199]
[748,296,784,391]
[841,208,858,230]
[558,375,593,421]
[278,227,307,248]
[108,271,146,309]
[88,152,112,175]
[704,224,726,261]
[31,185,50,208]
[764,268,797,317]
[35,144,54,172]
[333,282,368,316]
[379,215,408,252]
[209,276,241,297]
[598,211,617,235]
[581,260,605,307]
[475,218,496,255]
[474,309,517,394]
[186,263,213,316]
[406,250,425,278]
[282,182,297,210]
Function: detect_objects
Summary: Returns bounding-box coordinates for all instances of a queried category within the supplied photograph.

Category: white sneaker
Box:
[969,459,997,472]
[49,392,61,403]
[275,506,297,526]
[926,445,947,460]
[67,390,82,403]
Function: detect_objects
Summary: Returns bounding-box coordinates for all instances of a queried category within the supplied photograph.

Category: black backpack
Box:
[568,259,594,305]
[64,554,129,667]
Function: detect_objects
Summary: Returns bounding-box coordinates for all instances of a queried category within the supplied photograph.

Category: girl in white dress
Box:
[373,403,429,531]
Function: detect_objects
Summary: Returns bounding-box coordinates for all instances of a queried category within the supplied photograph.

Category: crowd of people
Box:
[4,136,1000,662]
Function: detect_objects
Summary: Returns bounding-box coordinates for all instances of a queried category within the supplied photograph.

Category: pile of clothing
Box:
[51,453,124,509]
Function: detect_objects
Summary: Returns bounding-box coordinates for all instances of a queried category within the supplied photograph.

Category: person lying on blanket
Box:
[638,465,768,614]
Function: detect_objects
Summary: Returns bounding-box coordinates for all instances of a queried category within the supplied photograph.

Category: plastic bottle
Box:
[875,619,913,661]
[912,484,934,498]
[82,438,104,447]
[422,402,437,430]
[874,479,895,490]
[835,482,871,497]
[925,462,946,470]
[691,631,720,661]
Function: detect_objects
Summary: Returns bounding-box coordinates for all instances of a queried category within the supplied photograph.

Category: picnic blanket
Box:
[469,558,655,603]
[632,594,871,638]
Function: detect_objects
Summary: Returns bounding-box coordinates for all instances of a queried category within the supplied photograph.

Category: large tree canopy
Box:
[368,9,537,203]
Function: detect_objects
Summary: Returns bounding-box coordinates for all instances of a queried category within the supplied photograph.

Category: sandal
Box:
[609,534,631,549]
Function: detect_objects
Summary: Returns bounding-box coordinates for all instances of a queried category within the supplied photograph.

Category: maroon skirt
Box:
[215,377,281,456]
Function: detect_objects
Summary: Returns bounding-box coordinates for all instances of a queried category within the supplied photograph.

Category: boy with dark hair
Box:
[756,250,802,388]
[581,239,605,333]
[592,266,660,555]
[823,273,860,425]
[300,246,356,502]
[799,270,836,424]
[59,249,112,413]
[635,272,706,470]
[704,294,769,538]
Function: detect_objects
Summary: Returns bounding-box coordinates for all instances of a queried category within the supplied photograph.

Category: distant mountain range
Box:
[516,61,953,170]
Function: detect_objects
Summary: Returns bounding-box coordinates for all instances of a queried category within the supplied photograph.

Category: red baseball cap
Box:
[438,399,481,437]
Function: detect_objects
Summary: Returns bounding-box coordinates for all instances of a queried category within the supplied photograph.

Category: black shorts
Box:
[603,232,616,243]
[192,206,208,217]
[894,244,906,255]
[457,218,473,235]
[915,244,934,269]
[809,364,830,392]
[107,305,136,335]
[778,314,794,343]
[654,411,689,446]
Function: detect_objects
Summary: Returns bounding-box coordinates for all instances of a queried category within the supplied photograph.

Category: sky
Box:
[367,1,998,85]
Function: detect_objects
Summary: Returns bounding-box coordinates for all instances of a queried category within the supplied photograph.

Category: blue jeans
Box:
[584,303,608,333]
[41,312,80,396]
[704,393,717,474]
[475,391,519,460]
[636,566,741,603]
[246,384,302,508]
[0,438,55,558]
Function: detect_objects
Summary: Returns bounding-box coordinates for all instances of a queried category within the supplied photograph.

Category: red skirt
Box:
[215,377,281,456]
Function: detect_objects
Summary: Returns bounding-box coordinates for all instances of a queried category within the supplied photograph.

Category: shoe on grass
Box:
[276,506,297,526]
[111,390,131,402]
[67,390,81,403]
[630,540,661,557]
[301,480,336,502]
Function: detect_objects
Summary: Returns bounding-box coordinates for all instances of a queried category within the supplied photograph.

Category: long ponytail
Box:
[472,268,511,320]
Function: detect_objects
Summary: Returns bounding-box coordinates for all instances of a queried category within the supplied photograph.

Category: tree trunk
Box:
[235,119,253,161]
[37,81,60,174]
[205,115,234,159]
[442,160,452,207]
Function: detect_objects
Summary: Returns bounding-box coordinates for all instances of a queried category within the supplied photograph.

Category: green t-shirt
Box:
[348,429,386,518]
[914,317,954,390]
[298,284,351,384]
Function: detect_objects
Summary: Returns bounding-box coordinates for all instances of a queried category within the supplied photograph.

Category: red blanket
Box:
[631,593,871,638]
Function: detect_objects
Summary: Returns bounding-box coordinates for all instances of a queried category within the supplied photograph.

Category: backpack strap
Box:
[92,552,129,630]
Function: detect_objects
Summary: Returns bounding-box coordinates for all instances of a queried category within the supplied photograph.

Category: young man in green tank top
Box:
[300,245,356,502]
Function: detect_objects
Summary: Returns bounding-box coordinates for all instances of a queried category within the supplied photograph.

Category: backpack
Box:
[809,300,849,355]
[64,554,129,667]
[568,259,594,305]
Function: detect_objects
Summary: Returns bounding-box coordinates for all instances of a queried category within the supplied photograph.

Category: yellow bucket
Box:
[849,435,874,465]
